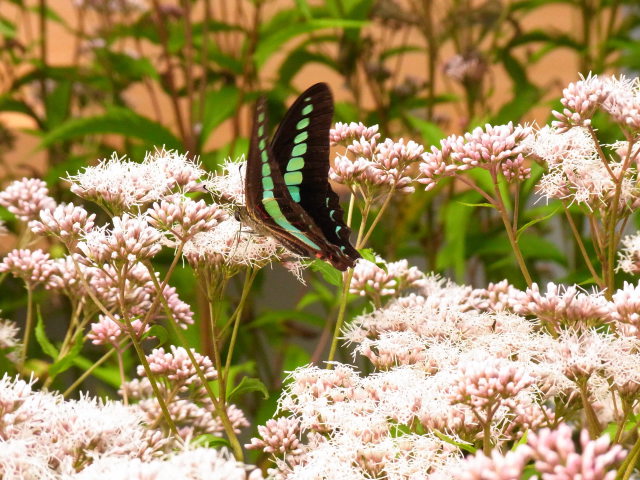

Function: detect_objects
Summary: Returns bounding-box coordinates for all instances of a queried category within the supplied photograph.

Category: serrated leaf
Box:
[35,310,58,359]
[49,332,84,378]
[228,376,269,402]
[39,107,182,150]
[516,207,559,241]
[309,259,342,286]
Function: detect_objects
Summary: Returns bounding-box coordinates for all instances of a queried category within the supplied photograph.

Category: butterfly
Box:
[242,83,360,271]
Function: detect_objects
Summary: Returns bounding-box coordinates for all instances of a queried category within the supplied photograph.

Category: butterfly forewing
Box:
[246,97,343,261]
[245,84,360,270]
[270,83,360,265]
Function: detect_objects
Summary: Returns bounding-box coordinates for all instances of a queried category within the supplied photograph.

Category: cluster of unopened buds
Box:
[419,122,532,190]
[329,122,422,195]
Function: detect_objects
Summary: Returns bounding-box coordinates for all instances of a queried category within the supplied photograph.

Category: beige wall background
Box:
[0,0,588,178]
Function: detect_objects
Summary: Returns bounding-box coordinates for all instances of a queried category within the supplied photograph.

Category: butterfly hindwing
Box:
[245,84,360,270]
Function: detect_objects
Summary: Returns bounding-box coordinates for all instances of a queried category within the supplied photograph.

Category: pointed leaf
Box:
[35,310,58,359]
[309,259,342,286]
[49,332,85,378]
[228,376,269,402]
[516,207,560,241]
[39,107,182,150]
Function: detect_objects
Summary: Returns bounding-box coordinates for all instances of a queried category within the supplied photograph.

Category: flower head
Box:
[67,149,204,212]
[0,249,56,288]
[29,202,95,249]
[0,178,56,222]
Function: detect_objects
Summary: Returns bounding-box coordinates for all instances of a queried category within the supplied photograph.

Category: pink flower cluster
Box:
[330,123,423,194]
[249,267,640,479]
[148,196,227,242]
[0,249,56,288]
[553,74,640,133]
[420,122,532,190]
[123,346,249,441]
[0,177,56,222]
[457,424,624,479]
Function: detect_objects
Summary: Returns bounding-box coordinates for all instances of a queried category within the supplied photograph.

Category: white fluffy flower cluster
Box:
[0,375,262,480]
[249,268,634,479]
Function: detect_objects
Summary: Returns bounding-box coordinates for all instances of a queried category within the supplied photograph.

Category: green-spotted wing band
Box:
[244,83,360,271]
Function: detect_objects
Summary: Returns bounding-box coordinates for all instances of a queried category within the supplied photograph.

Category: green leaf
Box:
[405,115,446,146]
[437,191,480,280]
[0,17,17,38]
[282,344,311,375]
[0,96,39,121]
[309,259,343,286]
[143,324,169,346]
[432,430,476,453]
[516,207,559,241]
[49,331,84,378]
[45,80,72,129]
[228,376,269,402]
[457,201,497,209]
[358,248,376,262]
[247,310,325,329]
[72,354,121,388]
[97,51,159,81]
[191,434,231,448]
[294,0,313,19]
[39,107,182,150]
[255,19,367,67]
[35,310,58,359]
[200,86,240,146]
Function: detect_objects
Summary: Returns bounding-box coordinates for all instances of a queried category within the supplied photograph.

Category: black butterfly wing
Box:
[270,83,360,266]
[246,97,352,268]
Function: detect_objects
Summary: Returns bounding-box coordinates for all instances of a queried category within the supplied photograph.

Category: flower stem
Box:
[19,286,34,368]
[327,268,355,366]
[224,268,257,376]
[122,315,180,437]
[62,343,124,398]
[563,206,603,288]
[617,432,640,480]
[152,275,244,460]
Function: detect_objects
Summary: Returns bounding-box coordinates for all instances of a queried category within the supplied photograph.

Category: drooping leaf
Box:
[35,310,58,359]
[228,376,269,402]
[39,107,182,150]
[49,332,85,378]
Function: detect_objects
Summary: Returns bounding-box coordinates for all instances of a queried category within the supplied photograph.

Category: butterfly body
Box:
[243,83,360,271]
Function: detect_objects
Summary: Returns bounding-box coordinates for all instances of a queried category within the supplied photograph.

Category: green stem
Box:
[122,315,180,437]
[617,431,640,480]
[327,269,355,366]
[224,268,256,375]
[563,206,603,288]
[63,342,124,398]
[360,187,396,247]
[492,176,532,287]
[150,271,244,460]
[19,286,34,368]
[578,379,602,438]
